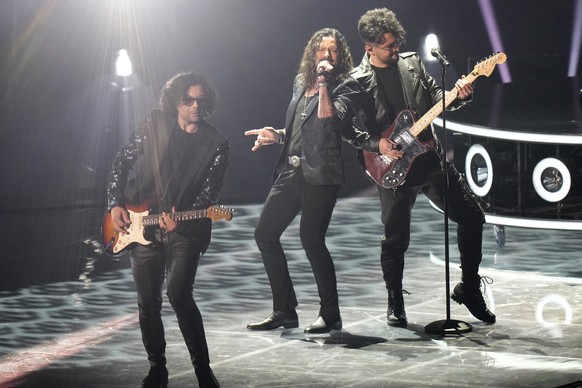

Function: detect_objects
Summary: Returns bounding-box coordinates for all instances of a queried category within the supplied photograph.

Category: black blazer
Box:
[273,74,364,186]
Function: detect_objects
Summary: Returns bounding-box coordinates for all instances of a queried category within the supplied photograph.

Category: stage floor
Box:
[1,194,582,388]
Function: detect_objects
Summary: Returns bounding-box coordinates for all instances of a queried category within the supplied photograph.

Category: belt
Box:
[288,155,301,167]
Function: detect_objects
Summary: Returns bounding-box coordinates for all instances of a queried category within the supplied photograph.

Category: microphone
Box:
[431,47,450,67]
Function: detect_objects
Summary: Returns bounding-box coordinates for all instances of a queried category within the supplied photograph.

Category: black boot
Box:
[195,365,220,388]
[387,289,408,327]
[141,365,168,388]
[451,278,496,324]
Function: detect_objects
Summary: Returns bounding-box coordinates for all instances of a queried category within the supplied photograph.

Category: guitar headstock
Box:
[207,205,234,222]
[471,52,507,78]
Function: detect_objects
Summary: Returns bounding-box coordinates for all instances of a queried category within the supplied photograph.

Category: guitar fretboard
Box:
[141,209,208,226]
[409,70,481,138]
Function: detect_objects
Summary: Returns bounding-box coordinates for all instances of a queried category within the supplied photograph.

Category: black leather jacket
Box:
[107,109,229,214]
[350,52,471,186]
[274,74,372,185]
[351,51,470,147]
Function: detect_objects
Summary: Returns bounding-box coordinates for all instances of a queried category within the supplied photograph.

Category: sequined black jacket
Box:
[107,109,229,238]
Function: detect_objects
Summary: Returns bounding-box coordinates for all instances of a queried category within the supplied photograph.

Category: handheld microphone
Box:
[431,47,450,67]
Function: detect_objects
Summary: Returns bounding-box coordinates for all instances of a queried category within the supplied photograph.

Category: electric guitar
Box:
[359,52,507,189]
[101,201,234,256]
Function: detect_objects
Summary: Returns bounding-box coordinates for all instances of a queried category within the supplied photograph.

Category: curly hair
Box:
[158,71,218,119]
[357,8,407,46]
[298,28,353,90]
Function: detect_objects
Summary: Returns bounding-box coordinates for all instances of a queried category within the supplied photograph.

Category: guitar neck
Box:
[142,209,208,226]
[409,72,479,137]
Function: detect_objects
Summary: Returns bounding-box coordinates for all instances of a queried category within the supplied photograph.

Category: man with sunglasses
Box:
[351,8,495,327]
[107,71,228,387]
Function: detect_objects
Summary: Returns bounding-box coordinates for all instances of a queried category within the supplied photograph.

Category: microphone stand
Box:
[424,59,472,335]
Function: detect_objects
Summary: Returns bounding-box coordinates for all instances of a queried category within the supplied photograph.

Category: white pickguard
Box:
[112,209,152,253]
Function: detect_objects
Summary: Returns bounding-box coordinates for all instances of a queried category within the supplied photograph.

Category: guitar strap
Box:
[397,57,418,115]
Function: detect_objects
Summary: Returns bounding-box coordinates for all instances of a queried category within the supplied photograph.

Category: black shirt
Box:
[373,64,406,126]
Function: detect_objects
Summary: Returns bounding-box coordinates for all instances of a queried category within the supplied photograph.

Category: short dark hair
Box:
[357,8,407,46]
[158,71,218,118]
[298,28,353,89]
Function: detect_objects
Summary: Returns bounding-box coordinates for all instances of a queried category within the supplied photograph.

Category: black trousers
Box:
[130,232,210,370]
[254,168,341,320]
[378,159,486,290]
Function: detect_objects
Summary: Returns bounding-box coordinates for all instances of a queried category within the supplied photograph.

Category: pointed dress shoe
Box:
[247,310,299,330]
[303,315,342,334]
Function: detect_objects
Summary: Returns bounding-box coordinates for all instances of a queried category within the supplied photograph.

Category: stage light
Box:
[477,0,512,83]
[465,143,494,197]
[532,157,572,203]
[568,0,582,77]
[424,33,440,63]
[115,49,132,77]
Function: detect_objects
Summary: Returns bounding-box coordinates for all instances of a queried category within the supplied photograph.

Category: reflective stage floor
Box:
[1,194,582,388]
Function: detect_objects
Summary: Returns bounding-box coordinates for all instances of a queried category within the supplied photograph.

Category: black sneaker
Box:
[451,279,496,324]
[387,289,408,327]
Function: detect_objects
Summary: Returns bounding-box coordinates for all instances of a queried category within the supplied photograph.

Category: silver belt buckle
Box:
[288,155,301,167]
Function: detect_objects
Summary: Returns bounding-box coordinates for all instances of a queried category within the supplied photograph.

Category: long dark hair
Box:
[158,71,218,119]
[298,28,353,90]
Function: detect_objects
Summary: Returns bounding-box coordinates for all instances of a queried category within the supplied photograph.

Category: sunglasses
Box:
[180,96,209,107]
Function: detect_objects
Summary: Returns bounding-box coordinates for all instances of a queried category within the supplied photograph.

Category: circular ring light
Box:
[532,158,571,202]
[465,144,493,197]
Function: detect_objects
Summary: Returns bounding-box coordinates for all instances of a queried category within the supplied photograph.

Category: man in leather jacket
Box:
[351,8,495,327]
[244,28,370,334]
[107,72,228,387]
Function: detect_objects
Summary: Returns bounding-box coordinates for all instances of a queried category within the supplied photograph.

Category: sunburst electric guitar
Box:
[359,52,507,189]
[101,201,234,256]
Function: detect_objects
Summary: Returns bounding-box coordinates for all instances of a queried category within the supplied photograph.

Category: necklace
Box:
[301,92,317,121]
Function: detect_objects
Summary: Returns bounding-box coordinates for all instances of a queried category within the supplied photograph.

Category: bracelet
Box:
[275,129,285,144]
[318,82,328,88]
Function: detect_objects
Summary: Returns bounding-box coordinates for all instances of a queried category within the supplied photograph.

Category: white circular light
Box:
[532,158,571,202]
[465,144,493,197]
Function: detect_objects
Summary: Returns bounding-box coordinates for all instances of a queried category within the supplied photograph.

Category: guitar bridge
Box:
[380,155,393,164]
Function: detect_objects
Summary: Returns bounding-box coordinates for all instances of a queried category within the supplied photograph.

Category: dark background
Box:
[0,0,580,288]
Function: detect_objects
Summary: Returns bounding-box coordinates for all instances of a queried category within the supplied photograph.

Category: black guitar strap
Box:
[398,57,418,115]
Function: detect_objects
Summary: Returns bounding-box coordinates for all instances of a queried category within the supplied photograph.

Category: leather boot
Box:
[387,289,407,327]
[451,278,496,324]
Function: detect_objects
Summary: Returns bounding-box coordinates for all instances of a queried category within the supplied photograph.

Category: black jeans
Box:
[130,232,210,370]
[378,160,486,290]
[254,168,341,320]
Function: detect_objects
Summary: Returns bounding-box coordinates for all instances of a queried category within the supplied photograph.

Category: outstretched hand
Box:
[244,126,280,151]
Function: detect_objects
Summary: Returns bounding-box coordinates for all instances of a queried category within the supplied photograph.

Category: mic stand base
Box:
[425,319,473,335]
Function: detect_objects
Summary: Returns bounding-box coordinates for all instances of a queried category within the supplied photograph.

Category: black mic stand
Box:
[424,59,472,335]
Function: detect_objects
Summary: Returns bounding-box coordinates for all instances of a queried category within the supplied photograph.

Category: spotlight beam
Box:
[477,0,512,83]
